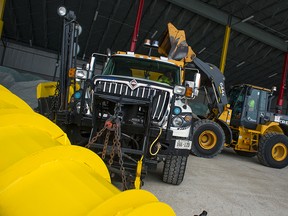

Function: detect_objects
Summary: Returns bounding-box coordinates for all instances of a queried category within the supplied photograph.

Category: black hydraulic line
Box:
[166,94,175,140]
[142,95,153,157]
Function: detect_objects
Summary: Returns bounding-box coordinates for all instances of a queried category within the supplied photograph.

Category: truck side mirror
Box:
[184,68,201,98]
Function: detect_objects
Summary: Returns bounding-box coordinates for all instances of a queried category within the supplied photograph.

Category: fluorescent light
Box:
[93,11,98,21]
[236,61,245,67]
[241,15,254,23]
[151,30,158,39]
[198,47,206,54]
[268,73,278,78]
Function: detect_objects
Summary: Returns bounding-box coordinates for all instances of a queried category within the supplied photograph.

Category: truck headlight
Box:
[173,106,181,115]
[76,69,88,80]
[174,86,186,95]
[184,114,192,122]
[172,116,183,127]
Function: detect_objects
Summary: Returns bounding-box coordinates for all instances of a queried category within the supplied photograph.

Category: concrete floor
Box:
[143,148,288,216]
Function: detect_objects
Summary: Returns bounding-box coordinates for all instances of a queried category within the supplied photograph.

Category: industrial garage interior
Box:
[1,0,288,216]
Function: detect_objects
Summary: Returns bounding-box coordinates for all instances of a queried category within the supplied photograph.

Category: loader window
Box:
[102,56,181,85]
[246,89,259,122]
[229,86,245,119]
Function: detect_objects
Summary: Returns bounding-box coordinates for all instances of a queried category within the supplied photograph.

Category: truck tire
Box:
[162,155,187,185]
[191,119,225,158]
[234,150,256,157]
[257,132,288,168]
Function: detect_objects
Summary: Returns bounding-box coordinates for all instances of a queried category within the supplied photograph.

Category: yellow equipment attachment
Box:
[158,22,196,63]
[36,81,80,103]
[0,85,175,216]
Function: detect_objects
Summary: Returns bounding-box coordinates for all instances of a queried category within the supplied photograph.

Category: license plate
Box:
[175,140,192,150]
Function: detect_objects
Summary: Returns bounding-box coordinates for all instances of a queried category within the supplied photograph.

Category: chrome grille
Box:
[95,80,171,122]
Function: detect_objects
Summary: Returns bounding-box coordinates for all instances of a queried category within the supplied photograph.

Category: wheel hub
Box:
[272,143,288,162]
[199,130,217,150]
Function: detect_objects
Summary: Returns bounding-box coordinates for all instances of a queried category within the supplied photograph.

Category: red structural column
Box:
[276,52,288,113]
[130,0,144,52]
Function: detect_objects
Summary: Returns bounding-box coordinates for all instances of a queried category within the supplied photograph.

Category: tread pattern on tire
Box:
[191,119,225,158]
[162,155,187,185]
[257,132,288,168]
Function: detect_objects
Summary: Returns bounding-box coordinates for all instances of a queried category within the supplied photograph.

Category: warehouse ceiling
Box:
[3,0,288,90]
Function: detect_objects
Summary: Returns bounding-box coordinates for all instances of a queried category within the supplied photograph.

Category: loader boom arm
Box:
[193,57,228,114]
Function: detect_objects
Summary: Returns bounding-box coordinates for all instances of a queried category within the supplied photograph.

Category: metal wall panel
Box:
[0,42,103,79]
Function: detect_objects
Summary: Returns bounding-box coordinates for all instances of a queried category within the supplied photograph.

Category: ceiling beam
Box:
[167,0,288,52]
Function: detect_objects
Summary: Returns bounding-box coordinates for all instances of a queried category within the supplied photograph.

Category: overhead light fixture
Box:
[57,6,67,17]
[93,11,98,21]
[241,15,254,23]
[198,47,206,54]
[268,73,278,78]
[57,6,76,20]
[151,30,158,39]
[236,61,245,67]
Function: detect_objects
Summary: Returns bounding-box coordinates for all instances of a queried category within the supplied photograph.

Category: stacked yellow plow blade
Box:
[0,85,175,216]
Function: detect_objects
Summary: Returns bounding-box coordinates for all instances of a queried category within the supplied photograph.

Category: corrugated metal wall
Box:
[0,42,60,79]
[0,42,102,80]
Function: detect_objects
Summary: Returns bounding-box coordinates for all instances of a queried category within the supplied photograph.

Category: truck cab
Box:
[87,50,200,187]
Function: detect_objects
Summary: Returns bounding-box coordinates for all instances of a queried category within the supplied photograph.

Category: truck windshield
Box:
[102,55,181,85]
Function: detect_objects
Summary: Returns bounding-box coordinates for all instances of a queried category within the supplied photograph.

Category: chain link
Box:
[85,126,106,148]
[101,130,111,160]
[85,113,128,190]
[108,137,116,166]
[113,118,127,190]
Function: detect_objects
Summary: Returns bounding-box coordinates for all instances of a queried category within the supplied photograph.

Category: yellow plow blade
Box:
[0,85,175,216]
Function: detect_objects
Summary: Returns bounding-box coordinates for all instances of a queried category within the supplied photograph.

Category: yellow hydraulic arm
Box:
[0,85,175,216]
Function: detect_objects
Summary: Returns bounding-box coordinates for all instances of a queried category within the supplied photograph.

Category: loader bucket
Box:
[158,22,196,63]
[0,85,175,216]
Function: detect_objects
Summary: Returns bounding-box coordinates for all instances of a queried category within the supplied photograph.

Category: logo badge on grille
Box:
[128,79,138,90]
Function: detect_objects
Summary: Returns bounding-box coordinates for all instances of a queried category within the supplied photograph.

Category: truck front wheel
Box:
[257,132,288,168]
[191,119,225,158]
[162,155,188,185]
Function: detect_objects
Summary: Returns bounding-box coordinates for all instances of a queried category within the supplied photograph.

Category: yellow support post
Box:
[0,0,6,38]
[134,155,144,189]
[219,24,231,73]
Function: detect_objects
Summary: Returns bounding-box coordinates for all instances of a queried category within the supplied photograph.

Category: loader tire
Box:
[162,155,187,185]
[234,150,256,157]
[191,119,225,158]
[257,132,288,168]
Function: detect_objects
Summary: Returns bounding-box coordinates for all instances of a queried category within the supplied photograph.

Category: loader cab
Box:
[229,85,271,129]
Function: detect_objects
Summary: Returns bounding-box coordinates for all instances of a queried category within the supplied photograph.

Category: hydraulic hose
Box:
[149,128,162,156]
